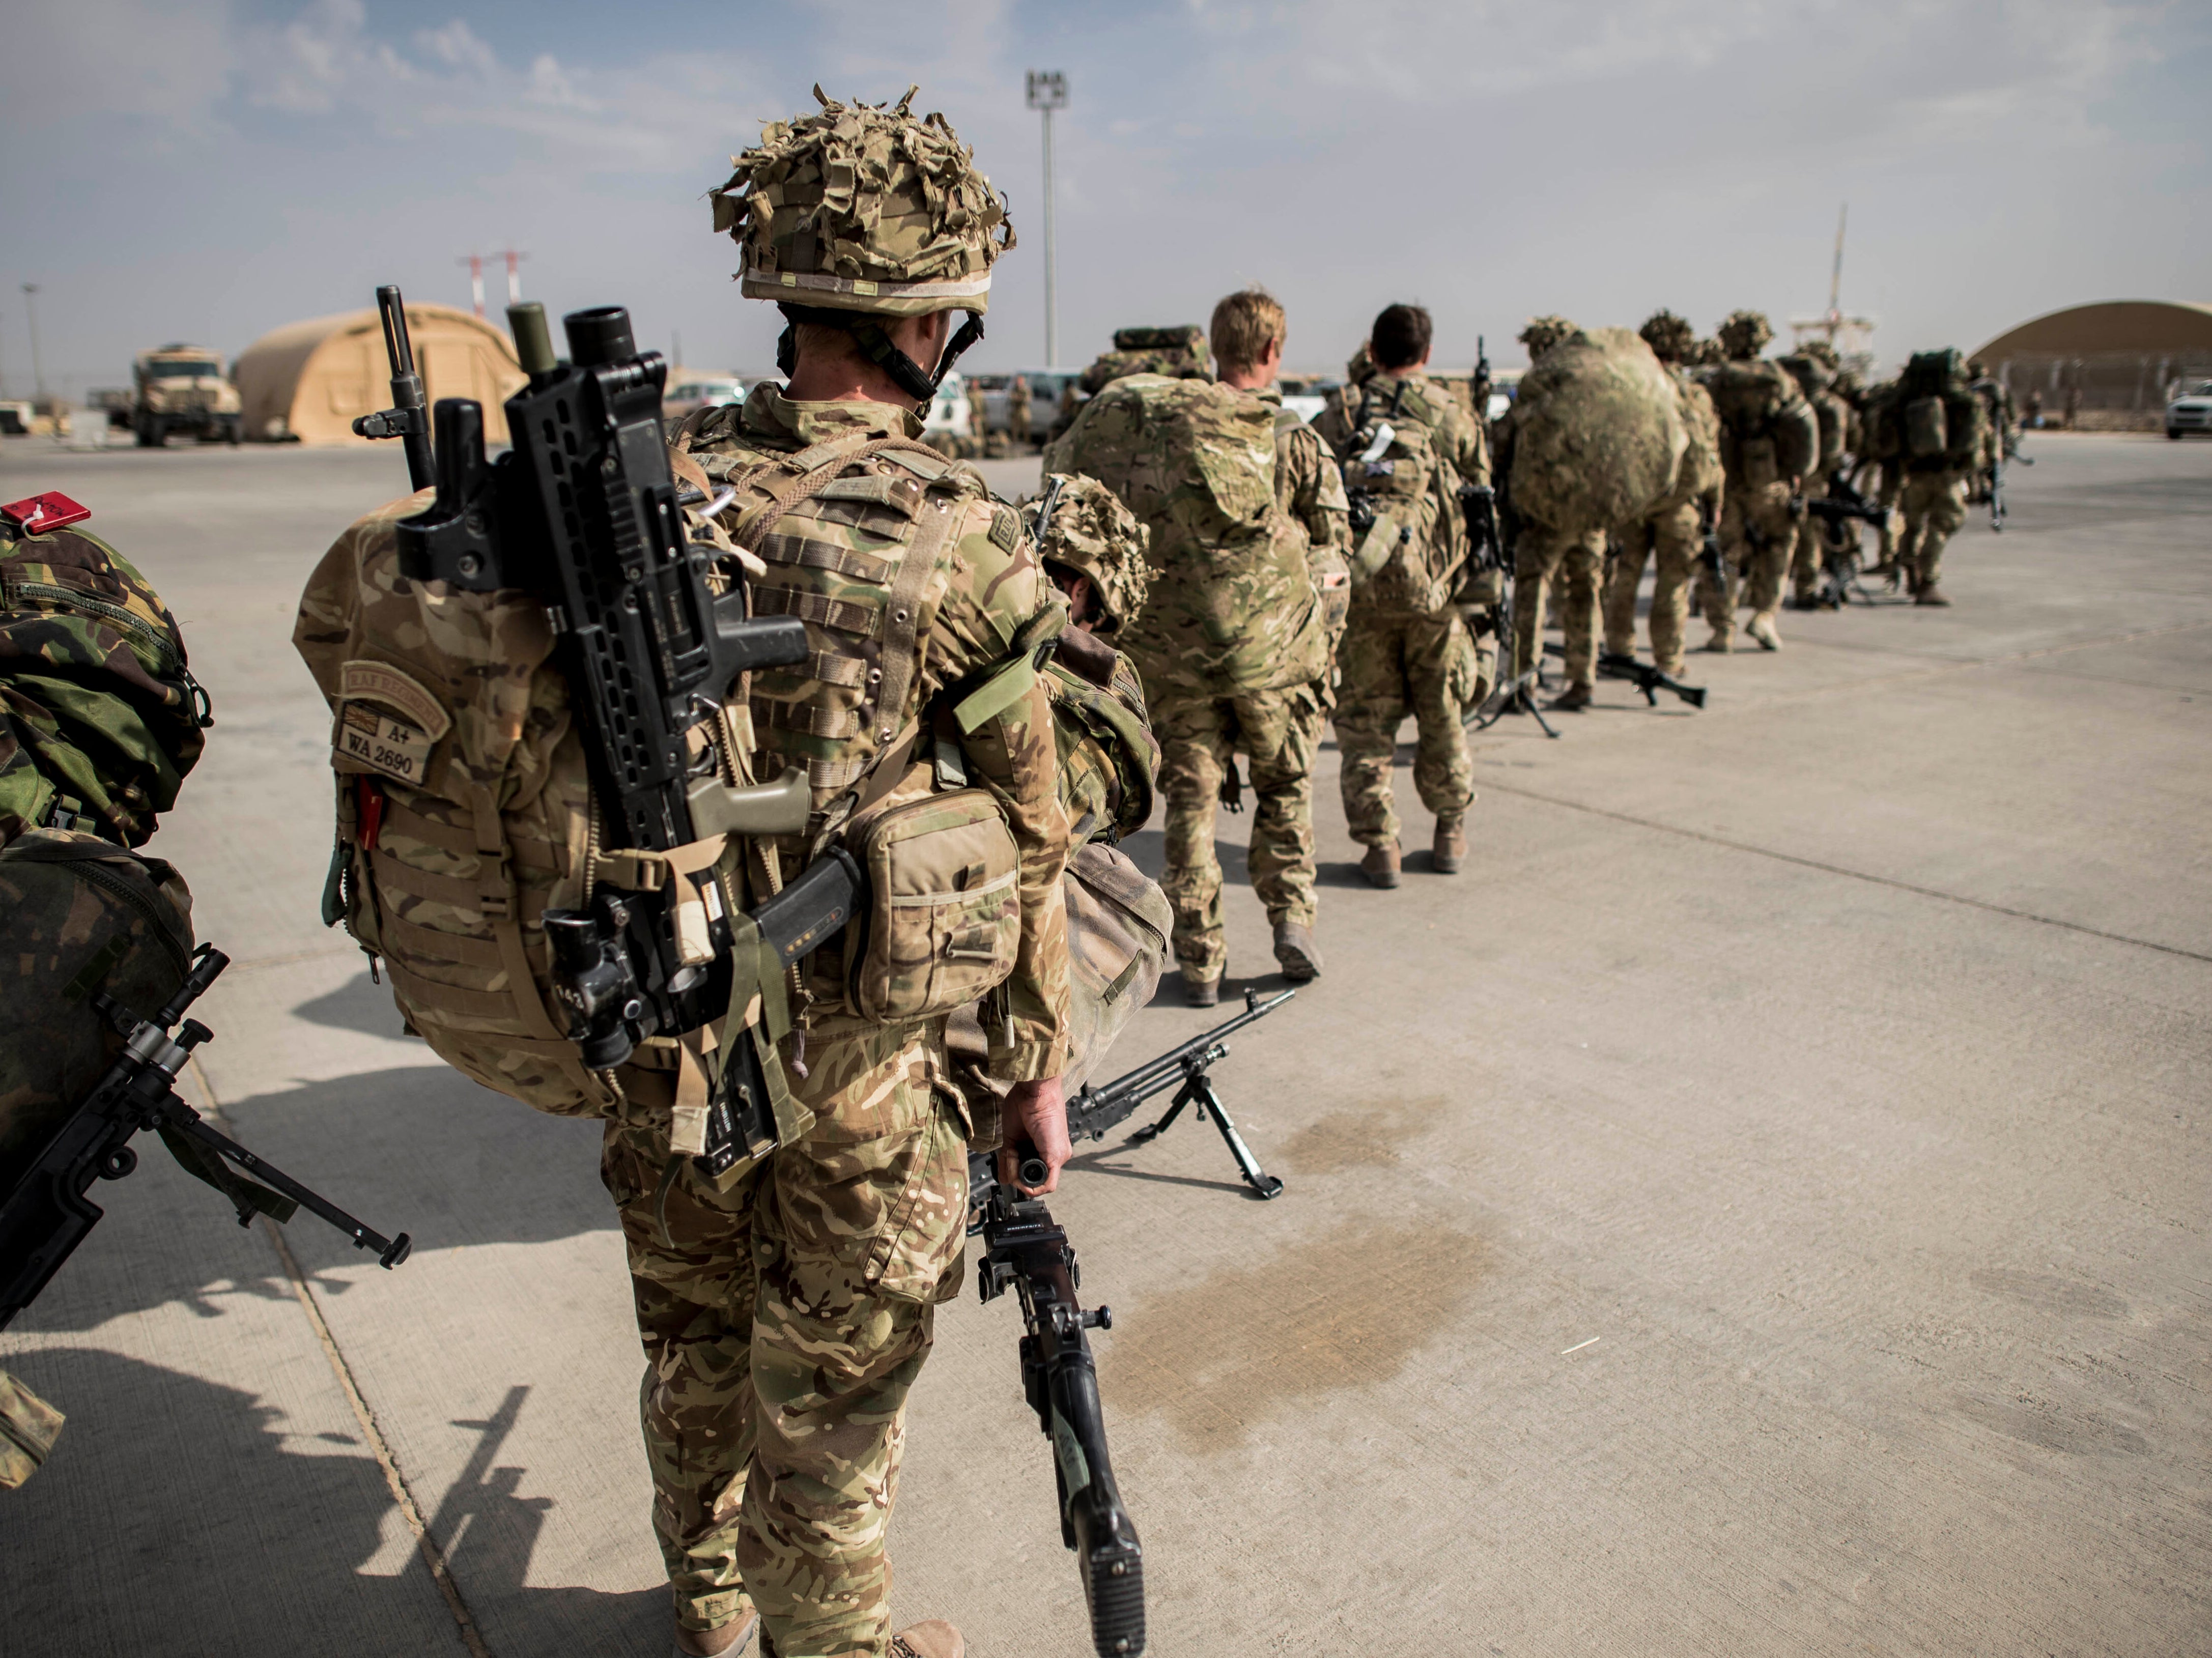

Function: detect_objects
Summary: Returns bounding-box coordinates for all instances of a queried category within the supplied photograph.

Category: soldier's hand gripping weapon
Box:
[1062,986,1290,1199]
[0,945,410,1330]
[358,289,861,1178]
[970,1143,1146,1656]
[1542,641,1707,709]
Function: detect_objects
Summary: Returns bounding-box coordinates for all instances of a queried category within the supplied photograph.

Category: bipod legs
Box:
[1126,1071,1285,1199]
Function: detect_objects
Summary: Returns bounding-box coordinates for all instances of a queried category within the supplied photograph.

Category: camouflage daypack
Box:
[1330,374,1463,608]
[1078,326,1212,395]
[0,498,211,849]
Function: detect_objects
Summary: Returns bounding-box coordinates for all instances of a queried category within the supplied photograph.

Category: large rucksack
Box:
[1704,357,1820,487]
[1331,374,1463,608]
[0,497,211,848]
[1899,350,1984,470]
[1509,328,1687,535]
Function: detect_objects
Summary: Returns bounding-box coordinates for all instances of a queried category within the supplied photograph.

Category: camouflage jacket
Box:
[1316,369,1489,614]
[682,387,1072,1081]
[1049,645,1157,848]
[1044,375,1336,699]
[0,519,207,849]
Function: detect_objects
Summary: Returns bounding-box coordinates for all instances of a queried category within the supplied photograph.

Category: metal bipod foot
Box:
[1126,1073,1284,1198]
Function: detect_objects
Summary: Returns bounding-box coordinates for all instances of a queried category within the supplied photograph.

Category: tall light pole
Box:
[1026,70,1066,368]
[21,283,48,404]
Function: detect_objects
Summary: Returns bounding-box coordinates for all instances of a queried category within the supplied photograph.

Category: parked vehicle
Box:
[920,370,975,450]
[132,345,241,446]
[2166,380,2212,440]
[663,375,745,426]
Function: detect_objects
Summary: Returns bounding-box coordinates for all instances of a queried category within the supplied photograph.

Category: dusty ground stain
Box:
[1278,1094,1442,1176]
[1100,1218,1487,1452]
[1955,1394,2150,1457]
[1970,1268,2130,1321]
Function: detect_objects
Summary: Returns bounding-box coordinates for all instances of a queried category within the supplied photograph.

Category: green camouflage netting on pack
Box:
[0,520,209,848]
[711,85,1014,316]
[1509,327,1687,536]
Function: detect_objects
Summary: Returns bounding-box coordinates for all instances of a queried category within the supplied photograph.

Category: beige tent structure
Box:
[1973,300,2212,414]
[234,303,525,444]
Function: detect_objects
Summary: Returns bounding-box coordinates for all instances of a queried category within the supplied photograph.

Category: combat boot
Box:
[1745,611,1782,651]
[1359,842,1401,889]
[891,1623,965,1658]
[1915,585,1950,607]
[674,1614,755,1657]
[1272,920,1323,982]
[1432,817,1467,874]
[1550,682,1593,711]
[1181,969,1221,1008]
[1701,627,1733,653]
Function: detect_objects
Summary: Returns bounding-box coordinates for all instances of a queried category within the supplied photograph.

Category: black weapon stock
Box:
[1063,987,1289,1198]
[0,945,410,1330]
[1543,642,1707,709]
[357,291,860,1177]
[970,1145,1145,1656]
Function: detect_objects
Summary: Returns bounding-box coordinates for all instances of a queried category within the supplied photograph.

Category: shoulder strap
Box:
[722,435,949,554]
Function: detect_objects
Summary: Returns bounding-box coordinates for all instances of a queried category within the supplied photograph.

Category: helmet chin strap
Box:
[778,304,985,407]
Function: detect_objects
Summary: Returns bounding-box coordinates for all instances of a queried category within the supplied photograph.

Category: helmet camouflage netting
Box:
[1717,309,1774,358]
[1519,315,1580,361]
[1023,474,1152,635]
[1639,309,1696,364]
[710,85,1015,318]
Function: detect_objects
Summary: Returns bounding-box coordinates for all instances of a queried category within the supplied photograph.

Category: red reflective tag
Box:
[357,776,386,851]
[0,491,92,534]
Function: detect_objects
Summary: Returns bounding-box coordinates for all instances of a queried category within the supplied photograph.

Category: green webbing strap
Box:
[952,605,1067,736]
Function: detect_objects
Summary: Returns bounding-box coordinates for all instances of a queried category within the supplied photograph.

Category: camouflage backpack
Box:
[0,496,212,849]
[1330,374,1465,608]
[1899,350,1984,470]
[1079,326,1212,395]
[1704,357,1821,488]
[1508,328,1688,536]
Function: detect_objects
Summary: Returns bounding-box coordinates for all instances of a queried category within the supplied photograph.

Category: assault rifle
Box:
[1459,482,1504,575]
[1544,642,1707,709]
[970,1145,1146,1656]
[1064,987,1291,1198]
[1,945,410,1331]
[358,288,859,1177]
[1800,470,1888,606]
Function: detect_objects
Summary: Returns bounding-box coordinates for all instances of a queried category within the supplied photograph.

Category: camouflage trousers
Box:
[1695,481,1795,631]
[1510,525,1605,690]
[1873,464,1904,568]
[1331,605,1481,848]
[1154,680,1324,980]
[1898,472,1968,588]
[1789,510,1826,604]
[602,1019,969,1658]
[1602,502,1701,674]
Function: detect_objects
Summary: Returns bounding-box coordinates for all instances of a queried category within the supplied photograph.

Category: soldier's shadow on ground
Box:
[293,969,415,1039]
[0,1350,667,1658]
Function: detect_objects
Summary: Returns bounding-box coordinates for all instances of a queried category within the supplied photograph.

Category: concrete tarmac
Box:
[2,435,2205,1656]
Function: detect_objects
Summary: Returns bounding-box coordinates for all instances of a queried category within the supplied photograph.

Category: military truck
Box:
[132,345,241,446]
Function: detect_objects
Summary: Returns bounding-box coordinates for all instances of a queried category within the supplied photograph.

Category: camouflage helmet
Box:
[1519,315,1579,361]
[1023,473,1151,635]
[1344,342,1377,386]
[1967,357,1989,377]
[710,86,1013,318]
[1638,309,1696,364]
[1717,310,1773,359]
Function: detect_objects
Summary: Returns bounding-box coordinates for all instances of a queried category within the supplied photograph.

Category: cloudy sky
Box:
[4,0,2206,397]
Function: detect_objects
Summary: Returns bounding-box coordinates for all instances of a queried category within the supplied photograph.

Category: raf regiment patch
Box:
[334,659,450,786]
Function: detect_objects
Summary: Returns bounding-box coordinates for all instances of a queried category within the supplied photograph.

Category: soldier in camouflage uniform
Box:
[1045,288,1349,1003]
[1604,311,1724,677]
[1696,310,1819,652]
[602,91,1075,1658]
[1780,350,1849,608]
[1965,357,2016,503]
[1500,316,1606,710]
[1315,303,1489,885]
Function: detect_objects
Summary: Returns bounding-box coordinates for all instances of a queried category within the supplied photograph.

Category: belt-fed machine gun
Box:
[0,945,410,1330]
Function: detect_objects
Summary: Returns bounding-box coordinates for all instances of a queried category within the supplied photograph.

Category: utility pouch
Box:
[1905,396,1949,459]
[846,788,1020,1023]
